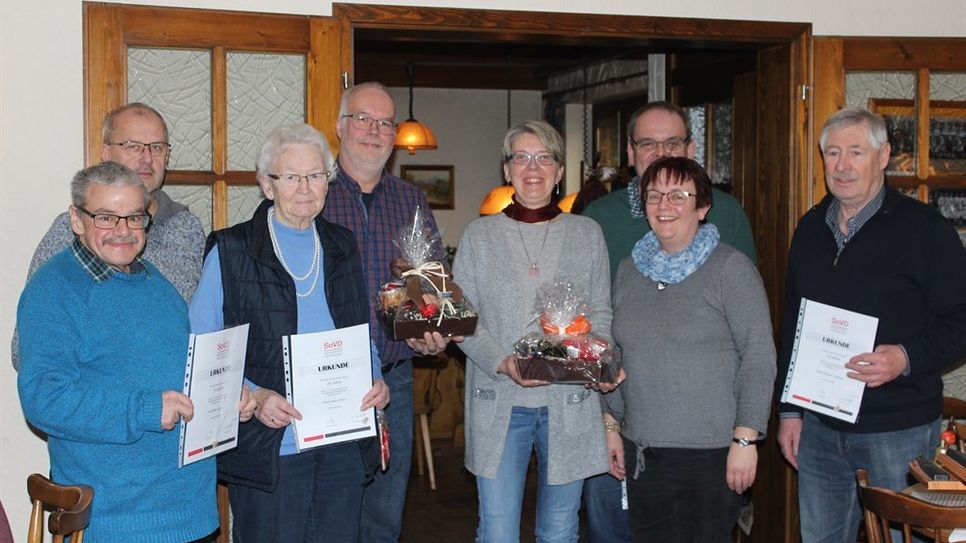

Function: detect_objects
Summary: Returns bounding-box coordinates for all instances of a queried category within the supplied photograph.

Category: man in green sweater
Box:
[584,102,756,281]
[580,101,756,543]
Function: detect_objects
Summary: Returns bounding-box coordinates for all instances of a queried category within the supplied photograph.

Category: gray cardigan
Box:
[453,213,611,485]
[606,243,776,450]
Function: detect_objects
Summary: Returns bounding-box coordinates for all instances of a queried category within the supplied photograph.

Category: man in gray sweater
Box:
[12,103,204,370]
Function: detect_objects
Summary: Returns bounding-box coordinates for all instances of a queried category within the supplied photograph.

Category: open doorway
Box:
[336,5,809,542]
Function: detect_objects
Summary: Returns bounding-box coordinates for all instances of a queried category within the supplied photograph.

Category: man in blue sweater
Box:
[776,108,966,542]
[17,162,252,542]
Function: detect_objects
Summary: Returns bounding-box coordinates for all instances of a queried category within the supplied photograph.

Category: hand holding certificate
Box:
[283,323,378,452]
[179,324,250,467]
[780,299,879,423]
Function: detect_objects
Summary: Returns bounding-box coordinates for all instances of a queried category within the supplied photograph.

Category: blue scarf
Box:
[631,224,720,284]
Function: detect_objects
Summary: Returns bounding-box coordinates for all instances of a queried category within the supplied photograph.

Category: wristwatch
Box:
[732,437,757,447]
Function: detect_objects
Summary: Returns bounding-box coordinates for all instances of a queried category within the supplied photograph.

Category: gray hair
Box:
[502,120,565,164]
[338,82,394,119]
[626,101,692,143]
[102,102,168,144]
[70,161,148,207]
[819,107,889,152]
[256,123,337,179]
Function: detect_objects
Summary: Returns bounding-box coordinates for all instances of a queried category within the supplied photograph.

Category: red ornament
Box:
[420,304,440,318]
[942,430,957,446]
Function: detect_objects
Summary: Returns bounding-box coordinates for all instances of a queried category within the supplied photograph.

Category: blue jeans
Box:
[477,406,584,543]
[228,442,365,543]
[797,412,938,543]
[581,473,631,543]
[360,360,414,543]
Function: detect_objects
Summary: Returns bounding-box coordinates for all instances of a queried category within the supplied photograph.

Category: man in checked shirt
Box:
[324,82,452,542]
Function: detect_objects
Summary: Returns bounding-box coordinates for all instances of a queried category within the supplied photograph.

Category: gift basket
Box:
[377,207,478,340]
[513,280,615,384]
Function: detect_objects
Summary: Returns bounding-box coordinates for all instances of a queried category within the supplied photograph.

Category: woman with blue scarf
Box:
[603,156,776,542]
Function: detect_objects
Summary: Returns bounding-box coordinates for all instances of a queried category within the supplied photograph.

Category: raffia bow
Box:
[391,258,464,320]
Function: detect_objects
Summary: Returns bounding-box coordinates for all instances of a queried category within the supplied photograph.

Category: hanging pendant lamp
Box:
[394,63,437,154]
[480,84,516,215]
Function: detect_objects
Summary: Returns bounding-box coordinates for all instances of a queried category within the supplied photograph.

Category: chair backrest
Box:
[944,396,966,420]
[857,469,966,543]
[26,474,94,543]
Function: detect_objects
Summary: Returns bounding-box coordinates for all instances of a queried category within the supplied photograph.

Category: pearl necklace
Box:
[267,207,321,298]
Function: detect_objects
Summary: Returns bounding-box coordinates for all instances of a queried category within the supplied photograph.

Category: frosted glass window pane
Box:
[928,73,966,175]
[165,185,213,235]
[846,72,916,108]
[128,48,212,171]
[228,186,266,227]
[228,53,306,171]
[711,101,732,186]
[930,73,966,101]
[686,106,706,167]
[846,72,916,176]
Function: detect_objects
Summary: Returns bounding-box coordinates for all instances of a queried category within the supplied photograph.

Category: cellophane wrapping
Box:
[377,207,477,340]
[513,280,615,384]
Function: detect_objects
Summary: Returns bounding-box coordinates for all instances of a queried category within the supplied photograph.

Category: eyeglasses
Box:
[75,207,152,230]
[267,171,332,186]
[631,137,688,154]
[340,113,399,135]
[508,152,557,167]
[107,140,171,157]
[643,189,697,206]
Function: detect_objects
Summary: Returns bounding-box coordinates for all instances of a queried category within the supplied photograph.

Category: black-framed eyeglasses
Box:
[267,171,332,186]
[75,207,152,230]
[643,189,697,206]
[340,113,399,135]
[107,140,171,157]
[508,152,557,167]
[631,136,688,154]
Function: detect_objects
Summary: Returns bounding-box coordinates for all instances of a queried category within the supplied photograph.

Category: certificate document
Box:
[283,323,376,452]
[179,324,250,468]
[780,298,879,423]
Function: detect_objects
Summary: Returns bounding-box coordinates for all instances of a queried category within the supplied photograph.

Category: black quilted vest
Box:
[210,199,377,491]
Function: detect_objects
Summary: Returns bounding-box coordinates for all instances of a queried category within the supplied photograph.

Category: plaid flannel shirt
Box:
[322,165,445,365]
[72,237,146,281]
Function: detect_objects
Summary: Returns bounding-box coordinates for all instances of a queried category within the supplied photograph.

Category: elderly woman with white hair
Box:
[189,123,389,542]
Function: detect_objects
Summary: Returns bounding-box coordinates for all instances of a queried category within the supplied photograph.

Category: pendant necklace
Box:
[267,207,321,298]
[516,221,551,278]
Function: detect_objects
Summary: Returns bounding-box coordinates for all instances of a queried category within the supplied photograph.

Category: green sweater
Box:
[583,184,757,280]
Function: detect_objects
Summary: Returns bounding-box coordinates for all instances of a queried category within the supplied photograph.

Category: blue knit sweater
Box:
[17,248,217,542]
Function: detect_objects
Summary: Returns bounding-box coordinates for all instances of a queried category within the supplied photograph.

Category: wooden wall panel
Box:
[83,3,124,165]
[811,38,844,206]
[308,16,350,149]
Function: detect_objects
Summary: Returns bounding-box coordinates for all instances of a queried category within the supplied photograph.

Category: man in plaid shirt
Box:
[324,82,448,542]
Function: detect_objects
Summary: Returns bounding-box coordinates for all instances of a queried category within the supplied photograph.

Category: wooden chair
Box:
[26,474,93,543]
[857,469,966,542]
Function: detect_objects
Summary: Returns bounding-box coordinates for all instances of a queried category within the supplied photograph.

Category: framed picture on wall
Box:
[400,165,455,210]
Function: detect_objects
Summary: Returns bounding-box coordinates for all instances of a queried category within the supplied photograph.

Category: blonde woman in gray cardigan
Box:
[605,157,776,543]
[453,121,614,543]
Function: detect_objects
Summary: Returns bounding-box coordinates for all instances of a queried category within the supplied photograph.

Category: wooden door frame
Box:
[334,6,810,543]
